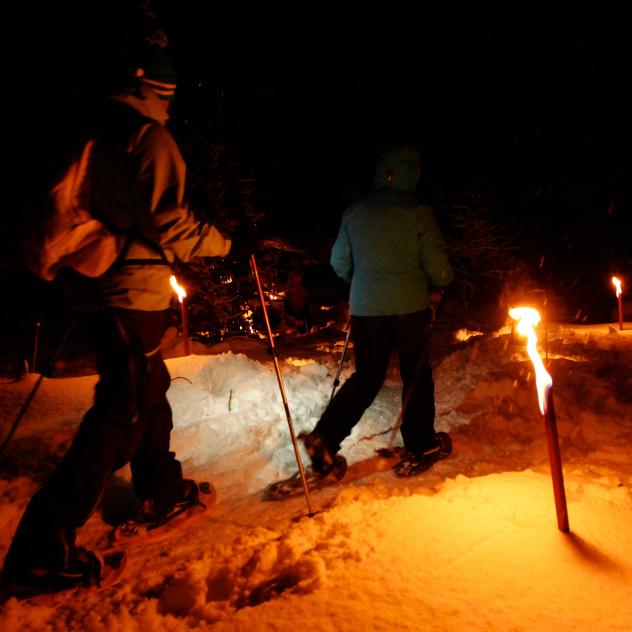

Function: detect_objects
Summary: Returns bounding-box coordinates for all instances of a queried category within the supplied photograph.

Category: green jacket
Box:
[330,146,453,316]
[59,88,231,311]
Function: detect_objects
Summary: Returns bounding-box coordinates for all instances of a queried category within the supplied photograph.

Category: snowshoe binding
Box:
[264,454,347,501]
[110,479,216,545]
[0,547,127,602]
[393,432,452,478]
[265,432,347,500]
[264,432,347,500]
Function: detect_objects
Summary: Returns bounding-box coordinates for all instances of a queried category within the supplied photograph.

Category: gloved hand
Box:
[429,287,446,320]
[229,220,258,258]
[429,288,443,308]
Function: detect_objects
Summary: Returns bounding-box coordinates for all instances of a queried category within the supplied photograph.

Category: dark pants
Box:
[314,310,435,455]
[3,309,184,576]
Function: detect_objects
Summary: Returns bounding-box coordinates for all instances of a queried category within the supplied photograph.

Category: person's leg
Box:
[312,315,394,456]
[397,309,436,453]
[121,311,185,518]
[2,311,150,580]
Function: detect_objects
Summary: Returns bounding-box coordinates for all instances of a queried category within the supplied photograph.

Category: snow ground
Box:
[0,321,631,631]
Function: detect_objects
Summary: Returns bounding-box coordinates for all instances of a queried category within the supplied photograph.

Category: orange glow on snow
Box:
[612,276,622,298]
[170,275,187,303]
[509,307,552,415]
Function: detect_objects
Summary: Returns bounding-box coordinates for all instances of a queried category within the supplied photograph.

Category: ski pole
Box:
[32,321,41,373]
[0,320,75,461]
[328,320,351,406]
[250,254,314,515]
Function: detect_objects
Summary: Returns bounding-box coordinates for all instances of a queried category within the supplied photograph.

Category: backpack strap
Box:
[113,229,172,269]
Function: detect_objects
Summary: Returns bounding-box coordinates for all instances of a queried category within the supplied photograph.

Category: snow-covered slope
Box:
[1,322,631,630]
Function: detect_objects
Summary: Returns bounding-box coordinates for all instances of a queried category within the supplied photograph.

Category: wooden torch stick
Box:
[181,299,190,356]
[543,388,569,532]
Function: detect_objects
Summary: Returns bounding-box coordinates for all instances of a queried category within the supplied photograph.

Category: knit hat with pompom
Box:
[135,48,177,100]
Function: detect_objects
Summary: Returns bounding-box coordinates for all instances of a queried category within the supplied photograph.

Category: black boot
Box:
[2,546,109,597]
[118,479,212,537]
[394,432,452,477]
[301,432,336,476]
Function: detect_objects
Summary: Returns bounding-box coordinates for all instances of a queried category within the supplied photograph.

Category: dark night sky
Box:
[8,4,630,213]
[165,3,630,230]
[4,2,631,310]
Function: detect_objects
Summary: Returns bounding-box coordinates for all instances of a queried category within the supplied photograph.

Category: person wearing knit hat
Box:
[135,48,177,101]
[2,43,238,592]
[106,47,179,125]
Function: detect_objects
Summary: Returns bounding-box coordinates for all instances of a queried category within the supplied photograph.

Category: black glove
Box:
[229,221,258,258]
[429,285,451,320]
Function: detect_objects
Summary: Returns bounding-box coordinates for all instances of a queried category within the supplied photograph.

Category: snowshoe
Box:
[110,480,216,546]
[393,432,452,478]
[264,455,348,501]
[0,548,127,602]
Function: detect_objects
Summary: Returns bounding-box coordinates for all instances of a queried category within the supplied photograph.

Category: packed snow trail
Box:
[1,323,631,630]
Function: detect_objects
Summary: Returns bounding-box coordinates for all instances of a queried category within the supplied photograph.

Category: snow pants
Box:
[314,309,436,455]
[3,309,184,576]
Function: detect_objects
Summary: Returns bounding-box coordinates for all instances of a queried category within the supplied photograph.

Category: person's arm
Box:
[417,205,453,288]
[330,221,353,283]
[132,123,231,261]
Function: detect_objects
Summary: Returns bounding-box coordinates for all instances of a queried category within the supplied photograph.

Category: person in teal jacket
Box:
[304,143,454,477]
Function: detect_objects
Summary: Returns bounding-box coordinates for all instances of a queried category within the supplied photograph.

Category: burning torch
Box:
[509,306,569,533]
[170,275,190,356]
[612,276,623,331]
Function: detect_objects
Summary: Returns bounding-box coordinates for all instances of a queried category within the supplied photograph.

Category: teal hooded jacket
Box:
[330,146,453,317]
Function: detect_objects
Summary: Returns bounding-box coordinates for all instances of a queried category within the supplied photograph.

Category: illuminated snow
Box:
[1,321,631,630]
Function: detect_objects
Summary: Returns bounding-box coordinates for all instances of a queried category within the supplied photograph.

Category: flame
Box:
[169,275,186,303]
[455,328,484,342]
[509,307,552,415]
[612,276,622,298]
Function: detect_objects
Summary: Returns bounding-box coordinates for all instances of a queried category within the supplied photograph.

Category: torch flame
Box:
[612,276,622,298]
[169,275,187,303]
[509,307,552,415]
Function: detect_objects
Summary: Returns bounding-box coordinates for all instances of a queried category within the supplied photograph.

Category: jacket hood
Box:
[374,145,421,192]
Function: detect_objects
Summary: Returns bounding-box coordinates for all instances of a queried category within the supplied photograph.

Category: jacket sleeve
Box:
[330,221,353,283]
[417,205,454,288]
[131,123,231,261]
